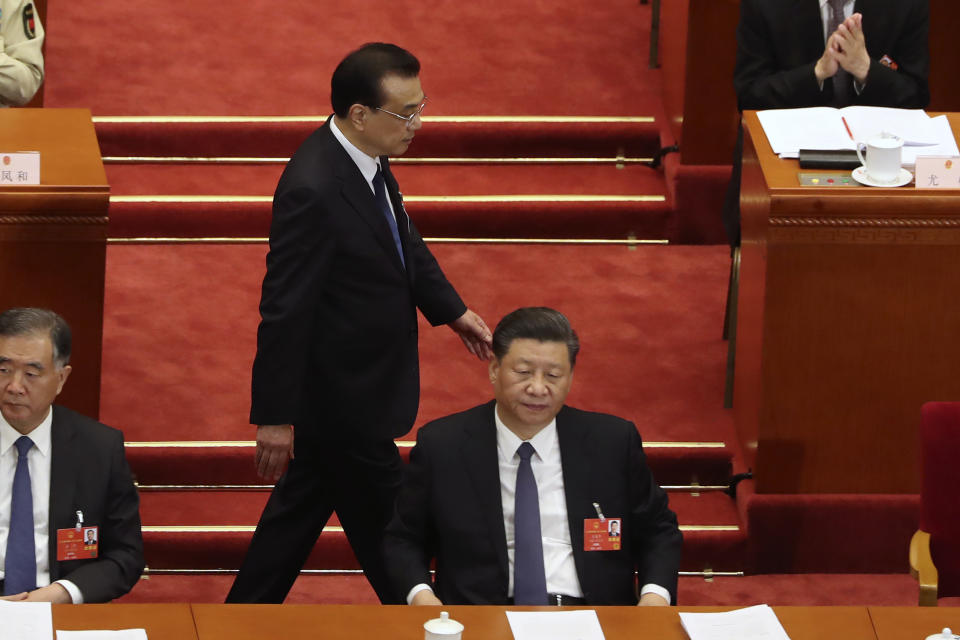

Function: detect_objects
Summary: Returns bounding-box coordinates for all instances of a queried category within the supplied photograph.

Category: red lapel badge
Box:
[878,54,898,70]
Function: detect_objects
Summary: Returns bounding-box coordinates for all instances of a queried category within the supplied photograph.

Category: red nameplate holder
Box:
[57,510,98,561]
[584,502,621,551]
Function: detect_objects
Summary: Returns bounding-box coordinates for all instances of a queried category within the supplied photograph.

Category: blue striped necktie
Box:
[5,436,37,595]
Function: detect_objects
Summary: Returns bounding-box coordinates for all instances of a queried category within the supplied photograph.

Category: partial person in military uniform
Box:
[0,0,44,106]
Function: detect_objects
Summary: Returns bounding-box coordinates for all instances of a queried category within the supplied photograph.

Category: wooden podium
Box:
[0,109,109,419]
[734,111,960,494]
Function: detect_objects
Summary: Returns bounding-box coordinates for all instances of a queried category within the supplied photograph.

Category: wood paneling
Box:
[734,111,960,494]
[0,109,109,420]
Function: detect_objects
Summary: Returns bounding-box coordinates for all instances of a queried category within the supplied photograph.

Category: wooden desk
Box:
[734,111,960,493]
[0,108,109,420]
[52,603,198,640]
[190,605,877,640]
[869,606,960,640]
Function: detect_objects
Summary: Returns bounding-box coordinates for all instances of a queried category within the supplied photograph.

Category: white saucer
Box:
[851,166,913,187]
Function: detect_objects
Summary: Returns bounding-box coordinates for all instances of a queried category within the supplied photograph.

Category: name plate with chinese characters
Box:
[0,152,40,185]
[915,156,960,190]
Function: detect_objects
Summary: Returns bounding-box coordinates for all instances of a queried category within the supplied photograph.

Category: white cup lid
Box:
[867,136,903,149]
[424,611,464,634]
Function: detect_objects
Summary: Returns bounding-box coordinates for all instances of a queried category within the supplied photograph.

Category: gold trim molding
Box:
[108,237,669,245]
[102,156,653,165]
[110,194,665,204]
[770,217,960,228]
[143,524,738,533]
[0,215,108,225]
[126,438,714,448]
[93,115,655,124]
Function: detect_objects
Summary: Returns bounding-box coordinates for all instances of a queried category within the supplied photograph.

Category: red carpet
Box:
[35,0,917,604]
[101,243,733,445]
[116,573,924,606]
[44,0,658,116]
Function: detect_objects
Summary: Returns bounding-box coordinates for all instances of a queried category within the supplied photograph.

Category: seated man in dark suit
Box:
[724,0,929,245]
[0,308,143,603]
[384,307,682,606]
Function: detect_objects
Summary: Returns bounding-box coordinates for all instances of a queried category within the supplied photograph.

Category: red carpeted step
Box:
[102,244,736,447]
[678,573,922,606]
[117,572,925,606]
[127,443,733,488]
[118,573,380,604]
[104,163,670,240]
[742,488,921,574]
[104,163,665,197]
[139,525,741,572]
[136,489,739,528]
[107,198,671,240]
[95,119,662,160]
[136,490,743,572]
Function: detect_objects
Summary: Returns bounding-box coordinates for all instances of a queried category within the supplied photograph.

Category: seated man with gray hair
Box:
[385,307,681,606]
[0,308,143,603]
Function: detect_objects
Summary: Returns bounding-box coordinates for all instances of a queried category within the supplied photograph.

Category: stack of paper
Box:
[0,601,53,640]
[56,631,148,639]
[505,610,605,640]
[679,604,791,640]
[757,106,959,166]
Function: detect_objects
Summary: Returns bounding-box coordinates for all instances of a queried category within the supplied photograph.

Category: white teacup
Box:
[855,135,903,184]
[424,611,464,640]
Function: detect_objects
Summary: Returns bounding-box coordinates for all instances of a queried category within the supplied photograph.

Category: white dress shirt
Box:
[820,0,855,42]
[406,406,671,604]
[328,116,398,222]
[0,409,83,603]
[495,413,583,599]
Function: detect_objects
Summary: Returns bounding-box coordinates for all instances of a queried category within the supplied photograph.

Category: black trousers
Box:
[225,436,403,604]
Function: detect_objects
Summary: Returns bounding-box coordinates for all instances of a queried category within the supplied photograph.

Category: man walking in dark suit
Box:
[0,308,143,603]
[226,43,492,604]
[384,307,682,606]
[724,0,929,245]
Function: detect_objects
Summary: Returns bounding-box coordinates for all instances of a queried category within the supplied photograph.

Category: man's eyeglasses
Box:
[375,98,428,129]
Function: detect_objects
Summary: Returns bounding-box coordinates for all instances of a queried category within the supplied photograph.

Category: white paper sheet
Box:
[505,610,605,640]
[0,601,53,640]
[904,115,960,166]
[56,631,147,640]
[679,605,791,640]
[757,106,948,157]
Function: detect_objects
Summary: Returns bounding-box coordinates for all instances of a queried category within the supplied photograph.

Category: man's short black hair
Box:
[0,307,72,367]
[492,307,580,367]
[331,43,420,118]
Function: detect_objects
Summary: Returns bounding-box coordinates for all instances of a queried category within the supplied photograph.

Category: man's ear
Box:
[55,364,72,395]
[347,103,368,131]
[489,358,500,384]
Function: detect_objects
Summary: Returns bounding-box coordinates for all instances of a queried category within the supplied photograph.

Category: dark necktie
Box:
[5,436,37,595]
[513,441,547,605]
[827,0,851,106]
[372,166,406,269]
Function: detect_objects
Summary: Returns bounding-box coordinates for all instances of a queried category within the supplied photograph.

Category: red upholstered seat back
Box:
[920,401,960,597]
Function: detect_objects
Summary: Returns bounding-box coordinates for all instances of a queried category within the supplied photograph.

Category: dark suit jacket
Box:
[734,0,929,110]
[724,0,930,245]
[47,405,144,602]
[250,119,466,446]
[384,402,683,605]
